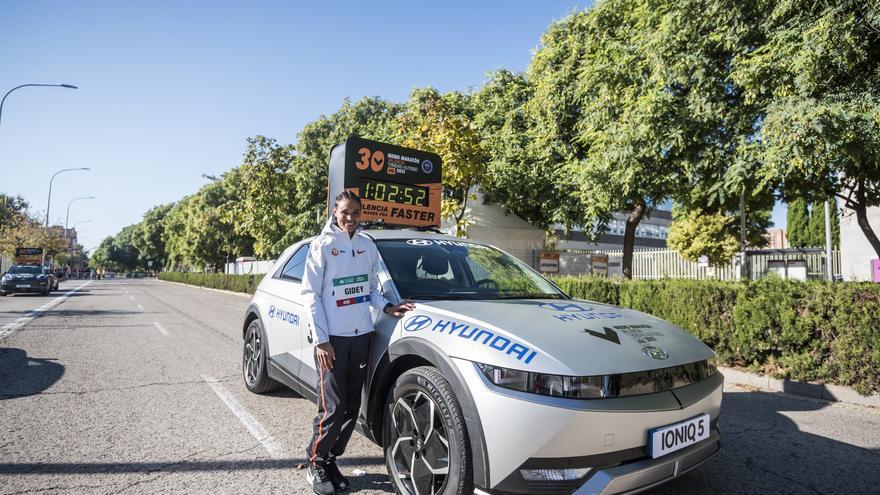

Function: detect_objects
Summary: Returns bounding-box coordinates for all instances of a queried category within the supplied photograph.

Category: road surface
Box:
[1,279,878,494]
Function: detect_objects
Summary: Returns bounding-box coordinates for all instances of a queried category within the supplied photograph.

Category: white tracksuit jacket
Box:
[301,220,390,344]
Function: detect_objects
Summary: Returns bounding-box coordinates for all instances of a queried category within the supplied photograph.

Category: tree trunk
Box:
[622,200,647,279]
[853,179,880,259]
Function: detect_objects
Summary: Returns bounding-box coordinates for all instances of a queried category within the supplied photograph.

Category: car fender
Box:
[242,302,272,356]
[376,337,490,489]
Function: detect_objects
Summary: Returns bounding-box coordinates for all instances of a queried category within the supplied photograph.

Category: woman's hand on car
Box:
[385,300,416,317]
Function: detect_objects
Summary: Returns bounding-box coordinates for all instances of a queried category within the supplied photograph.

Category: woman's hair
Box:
[334,189,362,207]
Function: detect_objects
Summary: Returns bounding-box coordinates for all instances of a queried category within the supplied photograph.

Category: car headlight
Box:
[478,358,719,400]
[477,363,605,399]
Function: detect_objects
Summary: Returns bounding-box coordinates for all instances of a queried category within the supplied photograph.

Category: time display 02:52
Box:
[361,179,429,207]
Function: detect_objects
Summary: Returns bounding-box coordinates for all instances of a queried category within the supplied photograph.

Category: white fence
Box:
[544,248,841,281]
[225,259,276,275]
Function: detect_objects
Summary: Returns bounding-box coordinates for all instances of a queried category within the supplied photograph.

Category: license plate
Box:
[16,284,30,288]
[648,413,710,458]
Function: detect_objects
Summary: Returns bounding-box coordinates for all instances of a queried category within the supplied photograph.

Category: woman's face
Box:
[333,198,362,235]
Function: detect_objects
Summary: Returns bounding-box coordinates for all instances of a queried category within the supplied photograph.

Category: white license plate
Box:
[16,284,30,288]
[648,413,710,458]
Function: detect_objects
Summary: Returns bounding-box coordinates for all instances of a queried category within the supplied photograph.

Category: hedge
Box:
[553,276,880,395]
[159,271,261,294]
[159,271,879,395]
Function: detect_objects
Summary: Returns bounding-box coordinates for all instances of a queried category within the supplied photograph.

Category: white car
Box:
[242,230,722,494]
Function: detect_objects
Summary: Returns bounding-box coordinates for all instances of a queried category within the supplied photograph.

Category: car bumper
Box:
[1,282,48,293]
[453,358,724,493]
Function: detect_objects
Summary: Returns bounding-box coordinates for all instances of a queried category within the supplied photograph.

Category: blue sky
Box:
[1,0,784,251]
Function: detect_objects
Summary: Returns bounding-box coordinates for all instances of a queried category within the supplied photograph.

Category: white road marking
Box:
[153,322,169,336]
[0,281,92,340]
[137,304,144,311]
[202,375,285,459]
[225,305,244,312]
[129,295,135,301]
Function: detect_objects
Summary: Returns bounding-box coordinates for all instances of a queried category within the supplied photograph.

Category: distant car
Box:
[1,265,57,296]
[242,230,723,494]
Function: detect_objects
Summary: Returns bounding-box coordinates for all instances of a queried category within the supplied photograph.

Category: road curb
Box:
[719,366,880,408]
[158,279,252,299]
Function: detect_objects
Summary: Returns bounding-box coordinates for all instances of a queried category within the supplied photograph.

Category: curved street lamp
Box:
[45,168,90,228]
[65,196,95,231]
[0,83,78,128]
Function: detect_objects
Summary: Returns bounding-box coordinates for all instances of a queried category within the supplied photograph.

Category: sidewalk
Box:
[720,366,880,408]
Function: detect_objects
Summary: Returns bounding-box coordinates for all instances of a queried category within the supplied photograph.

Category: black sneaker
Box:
[307,463,335,495]
[326,458,350,491]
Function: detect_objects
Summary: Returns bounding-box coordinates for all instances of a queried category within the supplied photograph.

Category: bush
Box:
[159,271,262,295]
[554,276,880,395]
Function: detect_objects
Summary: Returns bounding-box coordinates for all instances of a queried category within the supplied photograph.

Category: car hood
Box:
[396,298,714,376]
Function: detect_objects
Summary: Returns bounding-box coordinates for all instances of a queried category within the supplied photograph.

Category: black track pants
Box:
[307,333,372,465]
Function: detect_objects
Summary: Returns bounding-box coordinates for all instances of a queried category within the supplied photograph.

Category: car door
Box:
[260,242,311,378]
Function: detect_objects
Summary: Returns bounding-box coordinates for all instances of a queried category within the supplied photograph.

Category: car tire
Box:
[383,366,473,495]
[242,319,280,394]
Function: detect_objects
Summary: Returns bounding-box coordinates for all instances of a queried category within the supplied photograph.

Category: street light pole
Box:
[0,83,78,128]
[43,168,90,266]
[65,196,95,231]
[46,168,91,228]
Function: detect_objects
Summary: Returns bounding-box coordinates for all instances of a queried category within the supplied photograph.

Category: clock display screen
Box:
[361,178,429,207]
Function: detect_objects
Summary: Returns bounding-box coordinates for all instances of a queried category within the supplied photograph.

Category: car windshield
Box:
[9,266,42,275]
[375,239,568,301]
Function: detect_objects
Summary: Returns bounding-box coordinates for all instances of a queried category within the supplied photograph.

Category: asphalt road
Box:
[1,279,878,494]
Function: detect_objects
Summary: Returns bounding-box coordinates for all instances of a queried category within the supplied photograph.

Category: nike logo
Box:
[356,249,366,255]
[359,362,367,369]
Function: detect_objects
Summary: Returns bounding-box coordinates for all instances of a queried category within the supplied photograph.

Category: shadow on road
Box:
[0,348,64,400]
[649,389,879,494]
[0,455,386,474]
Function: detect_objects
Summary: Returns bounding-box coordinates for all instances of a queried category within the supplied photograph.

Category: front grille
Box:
[525,479,583,494]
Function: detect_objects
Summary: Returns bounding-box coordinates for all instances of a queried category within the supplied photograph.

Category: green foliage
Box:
[787,198,811,247]
[667,209,739,265]
[555,276,880,395]
[162,173,254,271]
[158,271,261,295]
[473,70,565,229]
[732,0,880,256]
[133,203,173,269]
[398,88,490,235]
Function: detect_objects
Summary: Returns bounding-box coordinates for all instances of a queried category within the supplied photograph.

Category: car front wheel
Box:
[242,319,279,393]
[383,366,473,495]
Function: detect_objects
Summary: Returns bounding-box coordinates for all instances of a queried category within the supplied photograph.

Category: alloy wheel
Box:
[243,327,262,386]
[388,390,450,495]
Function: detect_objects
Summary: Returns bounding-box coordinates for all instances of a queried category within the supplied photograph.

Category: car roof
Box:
[362,228,491,246]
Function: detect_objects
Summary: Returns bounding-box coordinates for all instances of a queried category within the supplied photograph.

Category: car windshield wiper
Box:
[490,293,567,300]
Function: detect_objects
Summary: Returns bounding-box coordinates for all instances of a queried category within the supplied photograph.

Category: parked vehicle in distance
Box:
[1,264,57,296]
[241,230,723,494]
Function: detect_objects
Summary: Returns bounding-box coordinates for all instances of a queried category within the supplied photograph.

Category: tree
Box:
[226,136,298,258]
[667,209,740,265]
[133,203,174,270]
[473,70,566,230]
[733,0,880,258]
[787,199,811,247]
[806,197,841,249]
[529,2,720,277]
[397,88,490,236]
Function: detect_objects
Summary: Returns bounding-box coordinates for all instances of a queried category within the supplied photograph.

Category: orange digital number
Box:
[355,147,371,170]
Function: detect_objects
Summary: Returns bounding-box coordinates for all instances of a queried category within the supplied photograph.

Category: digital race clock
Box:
[327,137,442,228]
[361,179,429,207]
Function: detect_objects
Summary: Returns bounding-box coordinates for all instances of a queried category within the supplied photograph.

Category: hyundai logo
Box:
[268,305,276,317]
[406,239,433,246]
[403,315,433,332]
[642,346,669,360]
[539,302,594,312]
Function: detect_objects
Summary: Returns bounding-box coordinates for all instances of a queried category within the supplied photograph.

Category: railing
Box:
[538,248,841,281]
